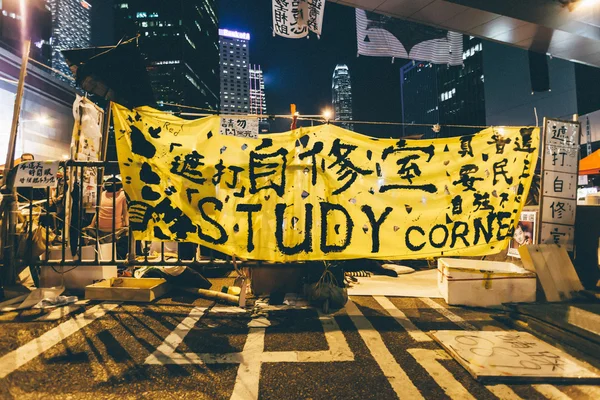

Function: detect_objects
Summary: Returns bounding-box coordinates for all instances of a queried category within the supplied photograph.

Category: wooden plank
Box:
[553,244,584,293]
[519,245,561,302]
[431,330,600,383]
[0,294,29,310]
[499,315,600,371]
[537,245,575,300]
[34,304,82,322]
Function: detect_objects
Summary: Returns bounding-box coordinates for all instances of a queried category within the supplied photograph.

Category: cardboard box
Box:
[438,258,536,307]
[85,277,170,302]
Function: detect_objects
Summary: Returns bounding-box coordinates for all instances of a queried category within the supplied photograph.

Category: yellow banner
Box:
[113,104,539,262]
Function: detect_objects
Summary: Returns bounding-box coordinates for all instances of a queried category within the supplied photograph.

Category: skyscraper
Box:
[249,64,266,117]
[400,61,439,138]
[114,0,220,110]
[400,36,485,138]
[332,64,353,130]
[219,29,250,114]
[47,0,91,80]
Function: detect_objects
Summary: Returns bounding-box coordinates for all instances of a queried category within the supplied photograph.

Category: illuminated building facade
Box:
[332,64,353,130]
[219,29,250,114]
[249,64,266,117]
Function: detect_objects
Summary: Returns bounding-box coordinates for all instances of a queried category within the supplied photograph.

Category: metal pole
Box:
[1,40,30,288]
[2,40,30,187]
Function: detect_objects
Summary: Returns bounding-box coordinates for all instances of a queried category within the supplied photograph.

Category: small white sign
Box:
[219,117,259,139]
[578,175,588,185]
[14,161,59,188]
[542,170,577,199]
[432,330,600,382]
[540,196,576,226]
[540,222,575,251]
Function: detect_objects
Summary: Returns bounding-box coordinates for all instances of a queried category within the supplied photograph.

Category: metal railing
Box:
[1,161,260,285]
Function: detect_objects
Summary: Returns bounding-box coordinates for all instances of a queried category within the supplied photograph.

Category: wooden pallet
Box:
[519,244,584,301]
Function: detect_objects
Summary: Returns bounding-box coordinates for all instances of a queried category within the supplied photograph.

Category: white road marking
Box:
[146,305,353,400]
[345,299,423,400]
[0,302,119,379]
[146,307,352,366]
[144,307,207,365]
[230,328,263,400]
[486,384,523,400]
[373,296,432,342]
[533,384,572,400]
[34,303,86,322]
[376,296,520,399]
[408,348,475,400]
[419,297,477,331]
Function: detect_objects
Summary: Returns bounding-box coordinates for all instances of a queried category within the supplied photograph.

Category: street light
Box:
[322,109,332,121]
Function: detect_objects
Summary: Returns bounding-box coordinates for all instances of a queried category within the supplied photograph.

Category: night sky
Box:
[93,0,406,137]
[219,0,404,136]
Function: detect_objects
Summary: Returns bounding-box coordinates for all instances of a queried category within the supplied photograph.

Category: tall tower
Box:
[114,0,220,110]
[332,64,353,130]
[249,64,266,117]
[47,0,91,81]
[219,29,250,114]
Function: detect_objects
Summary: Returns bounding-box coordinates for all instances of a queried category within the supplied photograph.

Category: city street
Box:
[1,294,599,400]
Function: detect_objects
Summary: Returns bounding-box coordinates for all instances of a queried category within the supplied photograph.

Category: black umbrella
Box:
[61,38,155,108]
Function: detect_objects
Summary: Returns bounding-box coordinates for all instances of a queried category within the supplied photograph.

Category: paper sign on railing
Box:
[14,161,59,188]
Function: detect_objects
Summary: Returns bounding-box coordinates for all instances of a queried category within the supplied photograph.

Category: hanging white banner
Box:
[273,0,308,39]
[303,0,326,36]
[273,0,326,38]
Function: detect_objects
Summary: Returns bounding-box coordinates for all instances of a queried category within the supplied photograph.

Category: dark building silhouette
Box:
[114,0,219,110]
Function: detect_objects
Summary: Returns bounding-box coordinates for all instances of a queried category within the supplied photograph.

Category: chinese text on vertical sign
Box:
[539,119,579,250]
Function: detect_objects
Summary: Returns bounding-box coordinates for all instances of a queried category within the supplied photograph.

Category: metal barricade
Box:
[0,161,258,286]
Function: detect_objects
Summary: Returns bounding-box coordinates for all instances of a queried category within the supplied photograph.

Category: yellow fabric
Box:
[113,104,539,262]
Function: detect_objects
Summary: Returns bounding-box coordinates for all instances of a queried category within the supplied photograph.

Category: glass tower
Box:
[219,29,250,115]
[249,64,266,117]
[47,0,91,81]
[332,64,353,131]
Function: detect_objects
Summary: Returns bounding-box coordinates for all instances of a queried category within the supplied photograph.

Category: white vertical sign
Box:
[539,119,580,250]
